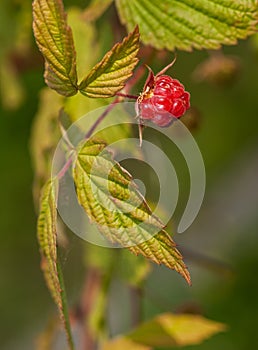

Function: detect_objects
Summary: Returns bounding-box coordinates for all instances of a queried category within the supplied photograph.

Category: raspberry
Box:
[137,65,190,127]
[171,99,186,117]
[152,96,173,112]
[152,112,173,127]
[140,98,155,120]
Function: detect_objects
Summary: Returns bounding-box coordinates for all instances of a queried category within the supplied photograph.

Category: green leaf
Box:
[79,26,140,98]
[32,0,78,96]
[127,313,227,347]
[115,0,258,51]
[105,313,226,349]
[128,231,190,284]
[37,179,74,350]
[82,0,114,21]
[103,338,151,350]
[73,139,190,284]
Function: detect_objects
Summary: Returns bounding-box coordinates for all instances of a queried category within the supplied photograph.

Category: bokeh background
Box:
[1,0,258,349]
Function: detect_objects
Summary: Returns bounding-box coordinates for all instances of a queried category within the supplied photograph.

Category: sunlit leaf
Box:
[82,0,114,21]
[115,0,258,51]
[79,26,140,98]
[37,179,74,349]
[128,231,190,284]
[32,0,78,96]
[103,337,151,350]
[105,313,226,348]
[73,139,190,284]
[128,313,227,347]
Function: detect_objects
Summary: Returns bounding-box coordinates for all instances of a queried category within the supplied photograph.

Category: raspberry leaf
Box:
[104,313,226,348]
[73,139,190,284]
[115,0,258,51]
[79,26,140,98]
[32,0,78,96]
[37,179,75,350]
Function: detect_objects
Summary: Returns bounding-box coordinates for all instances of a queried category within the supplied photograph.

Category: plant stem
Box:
[115,92,138,99]
[56,97,120,181]
[57,155,74,180]
[84,97,120,140]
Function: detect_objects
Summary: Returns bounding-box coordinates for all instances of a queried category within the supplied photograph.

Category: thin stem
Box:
[84,97,120,139]
[116,92,138,99]
[57,155,74,180]
[56,98,120,181]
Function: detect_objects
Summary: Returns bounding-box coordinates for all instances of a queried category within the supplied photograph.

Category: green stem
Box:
[57,259,75,350]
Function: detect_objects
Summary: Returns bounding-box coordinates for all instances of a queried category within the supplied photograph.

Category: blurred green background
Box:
[1,0,258,349]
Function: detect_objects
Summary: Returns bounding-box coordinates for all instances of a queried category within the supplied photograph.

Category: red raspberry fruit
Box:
[137,66,190,127]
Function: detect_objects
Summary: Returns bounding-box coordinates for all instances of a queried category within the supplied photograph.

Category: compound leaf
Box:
[37,179,74,349]
[115,0,258,51]
[32,0,78,96]
[73,139,190,284]
[79,26,139,98]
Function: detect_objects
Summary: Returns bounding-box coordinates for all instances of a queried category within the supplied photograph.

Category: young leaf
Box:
[73,139,190,284]
[104,313,226,348]
[127,313,227,347]
[37,179,74,349]
[115,0,258,51]
[32,0,78,96]
[79,26,140,98]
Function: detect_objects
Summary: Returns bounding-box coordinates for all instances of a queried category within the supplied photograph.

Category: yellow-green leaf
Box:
[79,26,140,98]
[103,337,151,350]
[37,179,74,349]
[73,139,190,284]
[106,313,226,348]
[32,0,78,96]
[115,0,258,51]
[128,313,227,347]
